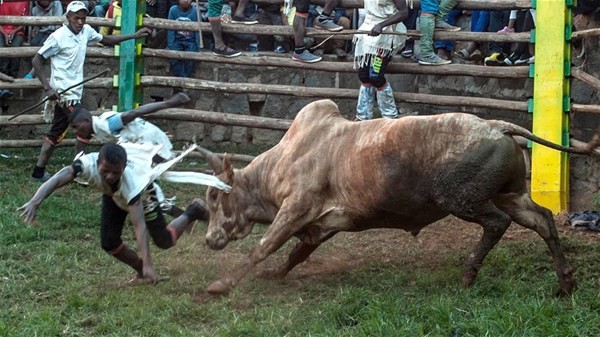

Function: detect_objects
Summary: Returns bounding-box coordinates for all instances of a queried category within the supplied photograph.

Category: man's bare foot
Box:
[121,275,170,287]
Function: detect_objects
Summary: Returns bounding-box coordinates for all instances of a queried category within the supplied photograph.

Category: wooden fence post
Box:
[530,0,573,213]
[117,0,146,111]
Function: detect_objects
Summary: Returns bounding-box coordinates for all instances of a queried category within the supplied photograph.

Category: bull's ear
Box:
[197,146,224,174]
[222,154,234,184]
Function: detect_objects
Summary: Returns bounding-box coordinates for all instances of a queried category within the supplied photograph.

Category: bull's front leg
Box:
[207,203,315,295]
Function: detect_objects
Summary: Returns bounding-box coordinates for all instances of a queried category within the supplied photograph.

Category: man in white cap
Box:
[30,1,152,183]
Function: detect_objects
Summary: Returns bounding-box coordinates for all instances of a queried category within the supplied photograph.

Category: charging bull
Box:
[199,99,599,296]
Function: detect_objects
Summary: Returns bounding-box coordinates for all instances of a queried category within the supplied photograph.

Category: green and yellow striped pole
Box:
[115,0,146,111]
[530,0,573,213]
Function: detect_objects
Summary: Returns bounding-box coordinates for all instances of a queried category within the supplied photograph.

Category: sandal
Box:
[470,49,484,62]
[454,48,471,61]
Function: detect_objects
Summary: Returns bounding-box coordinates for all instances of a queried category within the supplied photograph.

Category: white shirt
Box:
[92,111,174,160]
[38,23,103,102]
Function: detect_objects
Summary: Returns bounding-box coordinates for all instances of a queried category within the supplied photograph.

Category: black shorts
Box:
[294,0,310,13]
[100,194,174,252]
[46,103,80,145]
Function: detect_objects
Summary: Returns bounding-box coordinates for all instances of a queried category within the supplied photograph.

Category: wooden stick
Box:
[571,67,600,93]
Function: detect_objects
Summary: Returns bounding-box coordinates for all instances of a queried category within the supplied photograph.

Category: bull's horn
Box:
[195,146,224,174]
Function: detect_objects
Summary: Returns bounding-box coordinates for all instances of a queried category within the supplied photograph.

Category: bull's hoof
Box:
[207,278,234,295]
[255,268,286,280]
[556,266,577,297]
[461,271,477,288]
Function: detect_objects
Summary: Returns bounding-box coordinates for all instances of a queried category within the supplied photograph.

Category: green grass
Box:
[1,147,600,336]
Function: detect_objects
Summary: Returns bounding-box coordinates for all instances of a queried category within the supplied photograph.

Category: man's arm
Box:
[127,199,159,283]
[369,0,408,36]
[32,53,59,100]
[100,27,152,46]
[120,92,190,125]
[18,166,76,225]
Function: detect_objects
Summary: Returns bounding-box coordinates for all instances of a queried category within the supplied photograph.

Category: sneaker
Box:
[497,26,515,34]
[212,47,242,58]
[515,54,535,65]
[0,89,14,99]
[291,49,322,63]
[314,16,343,32]
[418,53,451,65]
[247,42,259,52]
[274,45,286,53]
[504,52,520,66]
[484,52,506,66]
[400,48,414,58]
[231,15,258,25]
[435,19,461,32]
[30,172,52,183]
[24,73,34,79]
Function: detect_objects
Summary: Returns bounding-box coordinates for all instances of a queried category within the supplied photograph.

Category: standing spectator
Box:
[503,10,536,66]
[167,0,200,86]
[29,1,151,183]
[417,0,461,66]
[288,0,343,63]
[99,0,122,36]
[0,0,29,93]
[353,0,407,120]
[24,0,63,80]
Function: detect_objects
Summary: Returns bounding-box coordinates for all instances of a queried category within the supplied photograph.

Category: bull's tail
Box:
[490,120,599,155]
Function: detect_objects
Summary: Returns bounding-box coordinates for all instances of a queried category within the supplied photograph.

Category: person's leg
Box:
[436,0,461,31]
[484,11,511,65]
[232,0,258,24]
[31,104,68,181]
[292,0,322,62]
[169,40,185,77]
[100,195,143,277]
[208,0,241,57]
[356,64,375,121]
[371,55,398,119]
[149,199,210,248]
[314,0,343,31]
[419,0,450,65]
[8,35,24,78]
[0,38,10,77]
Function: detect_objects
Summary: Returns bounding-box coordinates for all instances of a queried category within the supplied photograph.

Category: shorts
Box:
[46,102,80,145]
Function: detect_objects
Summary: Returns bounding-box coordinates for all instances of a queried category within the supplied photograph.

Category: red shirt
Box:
[0,1,30,36]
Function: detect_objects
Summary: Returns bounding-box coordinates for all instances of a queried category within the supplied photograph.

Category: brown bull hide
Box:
[201,99,587,297]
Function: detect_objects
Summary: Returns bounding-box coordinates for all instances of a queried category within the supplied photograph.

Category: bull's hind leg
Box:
[451,202,512,288]
[494,192,576,296]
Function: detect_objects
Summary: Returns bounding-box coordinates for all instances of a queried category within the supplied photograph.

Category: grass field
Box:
[1,147,600,337]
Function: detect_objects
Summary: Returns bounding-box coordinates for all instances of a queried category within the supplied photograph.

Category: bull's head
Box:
[198,147,255,250]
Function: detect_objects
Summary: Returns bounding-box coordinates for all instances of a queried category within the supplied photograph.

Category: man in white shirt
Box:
[30,1,151,183]
[69,92,191,163]
[19,143,210,284]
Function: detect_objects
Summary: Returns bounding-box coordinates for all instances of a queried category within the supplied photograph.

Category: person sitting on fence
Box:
[483,10,512,66]
[286,0,343,63]
[307,5,352,58]
[99,0,122,37]
[18,142,216,285]
[259,3,289,53]
[433,9,462,61]
[29,1,152,183]
[399,7,419,58]
[227,1,260,52]
[23,0,63,80]
[503,9,536,66]
[0,0,29,99]
[417,0,461,66]
[453,10,489,63]
[353,0,407,121]
[167,0,200,82]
